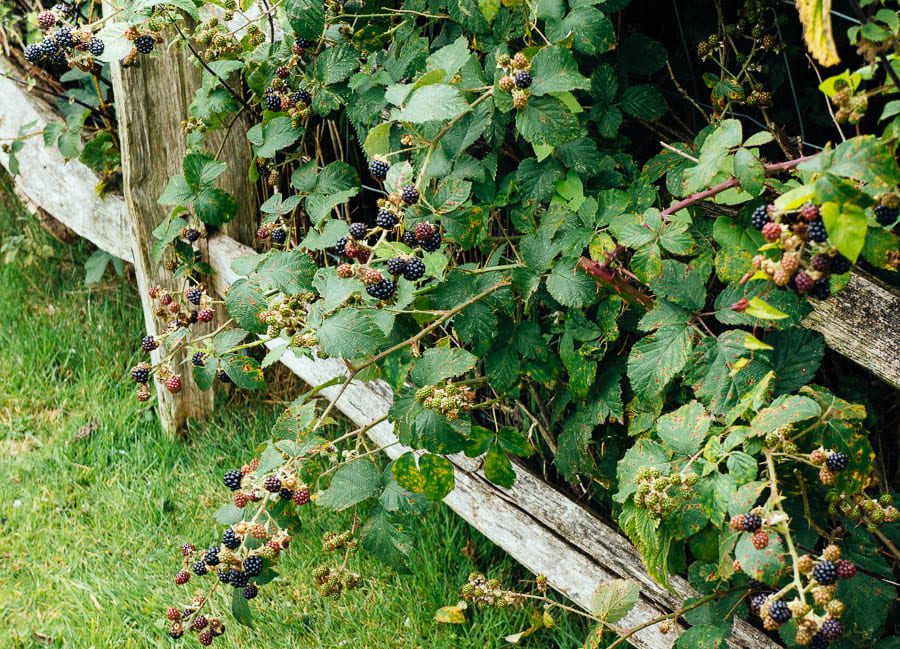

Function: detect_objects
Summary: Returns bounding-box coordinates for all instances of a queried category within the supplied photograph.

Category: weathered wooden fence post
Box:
[107,33,255,435]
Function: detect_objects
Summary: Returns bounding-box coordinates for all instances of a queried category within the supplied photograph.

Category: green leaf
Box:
[317,308,387,361]
[419,453,455,500]
[750,395,821,436]
[735,531,785,585]
[767,328,825,395]
[231,588,254,626]
[530,46,590,96]
[193,186,238,225]
[214,504,244,525]
[675,624,727,648]
[546,259,597,308]
[285,0,324,40]
[360,508,412,572]
[434,605,467,624]
[734,147,765,196]
[618,34,667,74]
[220,354,265,390]
[656,401,710,456]
[627,325,693,398]
[363,122,392,158]
[393,85,469,124]
[515,96,582,147]
[618,85,667,120]
[483,446,515,488]
[158,175,195,205]
[796,0,840,66]
[410,347,478,386]
[84,249,113,285]
[317,459,381,510]
[225,278,267,333]
[547,7,614,55]
[391,452,425,494]
[820,201,867,262]
[183,153,226,188]
[591,579,640,624]
[247,117,302,158]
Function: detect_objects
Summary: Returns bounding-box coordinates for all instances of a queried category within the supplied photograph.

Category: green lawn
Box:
[0,172,587,648]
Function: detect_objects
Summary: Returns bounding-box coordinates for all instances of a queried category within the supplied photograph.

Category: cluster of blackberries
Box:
[496,52,533,109]
[401,221,442,252]
[383,256,425,281]
[23,6,107,73]
[874,194,899,226]
[750,202,852,299]
[809,448,849,485]
[261,80,313,122]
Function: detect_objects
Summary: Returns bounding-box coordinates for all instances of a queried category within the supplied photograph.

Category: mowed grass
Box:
[0,173,587,648]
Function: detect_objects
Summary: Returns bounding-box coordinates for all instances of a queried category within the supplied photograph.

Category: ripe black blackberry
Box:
[270,228,287,244]
[24,44,42,63]
[369,159,389,180]
[39,38,58,57]
[243,555,263,577]
[185,286,202,305]
[264,92,282,111]
[296,37,313,48]
[400,185,419,205]
[168,625,184,639]
[749,592,768,615]
[204,547,220,565]
[131,364,150,384]
[386,257,407,275]
[875,205,899,226]
[349,222,367,240]
[88,38,105,57]
[376,208,397,229]
[811,254,831,272]
[264,476,281,492]
[830,253,851,275]
[514,71,532,88]
[367,279,396,300]
[807,219,828,242]
[820,618,842,640]
[142,335,158,351]
[403,256,425,281]
[768,600,791,624]
[242,583,258,599]
[810,278,831,300]
[826,451,848,472]
[422,232,442,252]
[228,569,249,588]
[750,205,771,230]
[55,28,74,49]
[402,231,416,247]
[742,513,762,532]
[279,488,294,500]
[192,351,206,367]
[292,88,312,105]
[216,368,232,384]
[217,569,231,584]
[192,560,208,576]
[184,227,201,242]
[813,560,838,585]
[333,236,348,256]
[222,528,241,549]
[134,35,155,54]
[223,469,242,491]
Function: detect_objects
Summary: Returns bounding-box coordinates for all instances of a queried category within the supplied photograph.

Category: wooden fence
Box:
[2,51,897,649]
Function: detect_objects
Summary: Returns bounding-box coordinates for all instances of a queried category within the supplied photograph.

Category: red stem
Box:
[577,257,654,310]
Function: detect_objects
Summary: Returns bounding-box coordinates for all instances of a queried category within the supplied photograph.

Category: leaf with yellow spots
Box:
[796,0,840,67]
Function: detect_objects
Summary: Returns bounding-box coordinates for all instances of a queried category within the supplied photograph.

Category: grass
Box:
[0,172,588,649]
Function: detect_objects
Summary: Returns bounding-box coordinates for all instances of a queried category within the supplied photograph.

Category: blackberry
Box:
[228,569,249,588]
[810,278,831,300]
[514,70,532,88]
[88,38,105,57]
[292,485,310,505]
[813,560,838,585]
[184,227,201,242]
[264,92,282,111]
[403,256,425,281]
[217,569,231,584]
[279,488,294,500]
[807,219,828,242]
[820,618,842,641]
[386,257,407,275]
[39,38,58,57]
[811,254,831,272]
[376,208,397,229]
[134,35,155,54]
[54,28,74,49]
[742,513,762,532]
[243,555,263,577]
[222,528,241,549]
[366,279,396,300]
[216,368,232,384]
[749,593,768,615]
[400,185,420,205]
[414,222,434,241]
[168,624,184,639]
[223,469,242,491]
[826,452,848,472]
[242,583,258,599]
[369,159,389,180]
[768,599,791,624]
[198,630,213,646]
[185,286,202,305]
[37,10,56,29]
[794,271,814,293]
[23,44,42,63]
[142,335,159,351]
[191,615,208,631]
[275,65,289,79]
[401,231,416,247]
[192,351,206,367]
[192,560,208,576]
[750,204,771,230]
[131,363,150,384]
[204,547,220,566]
[333,236,348,256]
[874,205,899,226]
[292,88,312,106]
[270,228,287,244]
[264,476,281,492]
[422,231,442,252]
[296,37,313,48]
[836,560,856,579]
[349,222,367,240]
[174,570,190,585]
[830,253,851,275]
[800,202,820,222]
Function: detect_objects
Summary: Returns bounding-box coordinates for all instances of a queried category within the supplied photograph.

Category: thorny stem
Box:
[765,450,807,604]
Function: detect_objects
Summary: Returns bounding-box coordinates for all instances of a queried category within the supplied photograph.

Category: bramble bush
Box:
[6,0,900,646]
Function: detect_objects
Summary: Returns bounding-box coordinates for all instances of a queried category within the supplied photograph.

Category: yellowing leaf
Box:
[434,605,467,624]
[796,0,840,67]
[744,297,788,320]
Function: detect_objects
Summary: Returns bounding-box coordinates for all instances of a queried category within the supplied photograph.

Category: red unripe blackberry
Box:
[336,263,354,278]
[275,65,289,79]
[836,560,856,579]
[257,226,270,240]
[369,159,389,180]
[813,560,838,585]
[729,514,746,530]
[142,335,159,351]
[38,10,57,29]
[376,208,397,229]
[270,228,287,244]
[166,375,183,394]
[752,530,769,549]
[400,185,420,205]
[185,286,202,305]
[198,309,214,323]
[160,293,173,306]
[191,615,208,631]
[223,469,242,491]
[800,203,819,222]
[403,257,426,281]
[182,543,195,556]
[264,476,281,492]
[198,630,214,646]
[242,583,258,599]
[131,363,150,384]
[761,221,781,242]
[293,485,310,505]
[174,570,190,585]
[134,34,155,54]
[514,70,532,88]
[794,271,814,293]
[349,222,367,240]
[137,384,151,402]
[166,607,182,621]
[768,599,791,624]
[233,492,249,508]
[826,451,848,472]
[414,222,434,241]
